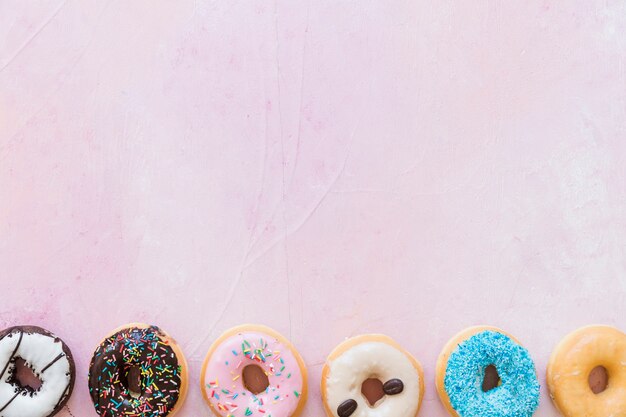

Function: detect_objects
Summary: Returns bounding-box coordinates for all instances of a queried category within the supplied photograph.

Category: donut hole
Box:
[588,366,609,394]
[14,358,42,391]
[120,365,143,398]
[361,378,385,406]
[482,364,501,392]
[242,364,269,394]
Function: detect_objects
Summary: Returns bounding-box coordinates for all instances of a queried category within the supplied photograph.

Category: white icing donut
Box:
[0,326,74,417]
[322,335,424,417]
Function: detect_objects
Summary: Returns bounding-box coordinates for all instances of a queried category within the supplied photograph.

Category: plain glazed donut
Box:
[436,326,540,417]
[547,325,626,417]
[88,323,188,417]
[321,334,424,417]
[0,325,75,417]
[200,324,308,417]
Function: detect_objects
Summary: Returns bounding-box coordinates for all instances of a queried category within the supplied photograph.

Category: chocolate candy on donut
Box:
[321,334,424,417]
[436,326,540,417]
[337,399,358,417]
[88,323,189,417]
[0,325,75,417]
[382,378,404,395]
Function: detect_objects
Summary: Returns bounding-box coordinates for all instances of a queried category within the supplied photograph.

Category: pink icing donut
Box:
[201,324,308,417]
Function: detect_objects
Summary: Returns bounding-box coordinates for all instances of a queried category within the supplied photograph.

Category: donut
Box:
[200,324,308,417]
[88,323,189,417]
[547,325,626,417]
[321,334,424,417]
[0,325,75,417]
[436,326,540,417]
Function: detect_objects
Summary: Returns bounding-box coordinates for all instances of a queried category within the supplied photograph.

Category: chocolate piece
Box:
[337,399,358,417]
[383,378,404,395]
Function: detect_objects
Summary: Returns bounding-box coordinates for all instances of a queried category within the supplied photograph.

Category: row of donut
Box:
[0,323,622,417]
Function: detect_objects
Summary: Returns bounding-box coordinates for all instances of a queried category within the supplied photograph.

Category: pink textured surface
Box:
[1,2,626,417]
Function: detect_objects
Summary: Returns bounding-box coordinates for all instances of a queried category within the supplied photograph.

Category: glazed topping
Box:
[88,326,182,417]
[203,331,304,417]
[546,326,626,417]
[382,379,404,395]
[337,399,357,417]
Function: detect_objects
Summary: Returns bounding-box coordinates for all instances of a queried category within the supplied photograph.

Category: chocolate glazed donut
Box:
[0,325,75,417]
[88,323,188,417]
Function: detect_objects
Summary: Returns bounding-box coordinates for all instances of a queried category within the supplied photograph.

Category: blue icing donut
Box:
[444,330,540,417]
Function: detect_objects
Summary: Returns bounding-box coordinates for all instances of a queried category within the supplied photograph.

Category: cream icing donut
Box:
[547,325,626,417]
[321,334,424,417]
[0,326,75,417]
[200,324,308,417]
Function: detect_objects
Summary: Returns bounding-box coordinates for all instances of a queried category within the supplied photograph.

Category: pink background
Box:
[1,1,626,416]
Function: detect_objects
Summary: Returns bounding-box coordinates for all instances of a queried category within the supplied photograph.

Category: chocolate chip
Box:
[337,399,357,417]
[383,378,404,395]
